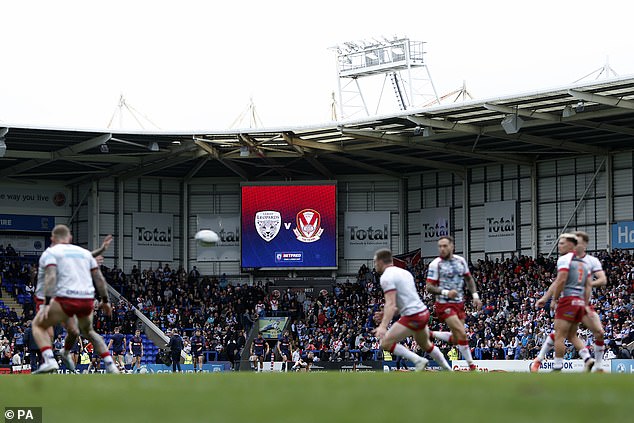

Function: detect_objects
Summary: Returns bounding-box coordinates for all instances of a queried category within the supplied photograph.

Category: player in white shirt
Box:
[531,231,607,372]
[425,236,482,371]
[373,248,452,371]
[31,225,118,374]
[32,235,113,372]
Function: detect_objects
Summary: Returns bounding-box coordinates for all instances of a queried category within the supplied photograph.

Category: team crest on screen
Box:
[255,211,281,242]
[293,209,324,243]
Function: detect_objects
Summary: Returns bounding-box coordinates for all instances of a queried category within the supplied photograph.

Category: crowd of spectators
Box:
[1,245,633,367]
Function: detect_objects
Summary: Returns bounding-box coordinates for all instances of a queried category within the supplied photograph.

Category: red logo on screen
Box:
[293,209,324,243]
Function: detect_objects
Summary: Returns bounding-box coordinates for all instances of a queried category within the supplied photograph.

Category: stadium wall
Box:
[7,150,632,274]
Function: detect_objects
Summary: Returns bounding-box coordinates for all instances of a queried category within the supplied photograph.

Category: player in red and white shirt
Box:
[373,248,452,371]
[532,231,606,372]
[534,233,593,372]
[31,225,118,374]
[425,236,482,371]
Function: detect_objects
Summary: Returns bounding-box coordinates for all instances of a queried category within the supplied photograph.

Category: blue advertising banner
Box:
[0,214,55,232]
[141,363,230,373]
[611,221,634,249]
[611,359,634,374]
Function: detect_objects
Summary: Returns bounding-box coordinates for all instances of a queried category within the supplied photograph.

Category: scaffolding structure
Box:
[333,37,440,119]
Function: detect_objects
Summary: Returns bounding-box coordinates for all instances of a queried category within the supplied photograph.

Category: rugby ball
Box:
[195,230,220,247]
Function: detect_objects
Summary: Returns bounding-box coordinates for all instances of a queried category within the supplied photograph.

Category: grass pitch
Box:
[1,373,632,423]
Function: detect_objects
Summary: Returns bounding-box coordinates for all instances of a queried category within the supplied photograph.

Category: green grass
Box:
[0,373,633,423]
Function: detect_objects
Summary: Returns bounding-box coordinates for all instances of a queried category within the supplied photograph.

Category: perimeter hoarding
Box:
[451,360,612,373]
[241,184,337,269]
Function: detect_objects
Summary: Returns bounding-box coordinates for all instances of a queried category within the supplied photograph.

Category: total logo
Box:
[255,209,324,243]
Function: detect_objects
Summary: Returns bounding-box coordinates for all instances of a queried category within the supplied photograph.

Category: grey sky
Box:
[1,0,632,131]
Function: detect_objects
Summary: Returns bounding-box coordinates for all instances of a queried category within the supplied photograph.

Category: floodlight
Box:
[501,114,524,134]
[562,105,576,118]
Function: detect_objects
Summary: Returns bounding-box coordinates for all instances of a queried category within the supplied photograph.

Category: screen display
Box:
[241,184,337,268]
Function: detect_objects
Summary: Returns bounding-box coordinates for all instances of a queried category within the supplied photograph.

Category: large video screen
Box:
[241,184,337,269]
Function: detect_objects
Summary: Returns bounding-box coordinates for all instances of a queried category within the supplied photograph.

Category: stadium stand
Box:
[1,246,631,367]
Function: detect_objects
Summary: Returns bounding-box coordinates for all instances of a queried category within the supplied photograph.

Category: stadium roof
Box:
[2,76,634,183]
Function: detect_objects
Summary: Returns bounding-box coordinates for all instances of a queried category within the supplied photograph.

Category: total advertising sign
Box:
[241,184,337,269]
[344,212,391,259]
[611,221,634,249]
[484,200,517,252]
[196,215,240,261]
[132,213,174,261]
[420,207,450,257]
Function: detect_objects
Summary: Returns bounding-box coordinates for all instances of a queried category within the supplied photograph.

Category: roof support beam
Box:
[341,128,532,166]
[568,89,634,110]
[321,154,402,178]
[184,157,209,182]
[218,159,250,180]
[118,149,207,179]
[283,135,344,153]
[484,103,634,138]
[66,141,199,185]
[281,133,335,179]
[353,149,465,174]
[0,133,111,177]
[194,140,250,179]
[240,133,291,178]
[3,150,142,163]
[408,116,607,155]
[304,155,335,179]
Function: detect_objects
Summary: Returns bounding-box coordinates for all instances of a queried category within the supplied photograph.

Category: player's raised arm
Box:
[464,273,482,309]
[91,234,113,257]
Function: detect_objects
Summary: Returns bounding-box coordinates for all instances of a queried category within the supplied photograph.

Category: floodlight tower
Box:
[333,37,440,120]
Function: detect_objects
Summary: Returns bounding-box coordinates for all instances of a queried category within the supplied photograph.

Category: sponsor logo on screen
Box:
[275,252,304,263]
[293,209,323,243]
[255,211,281,242]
